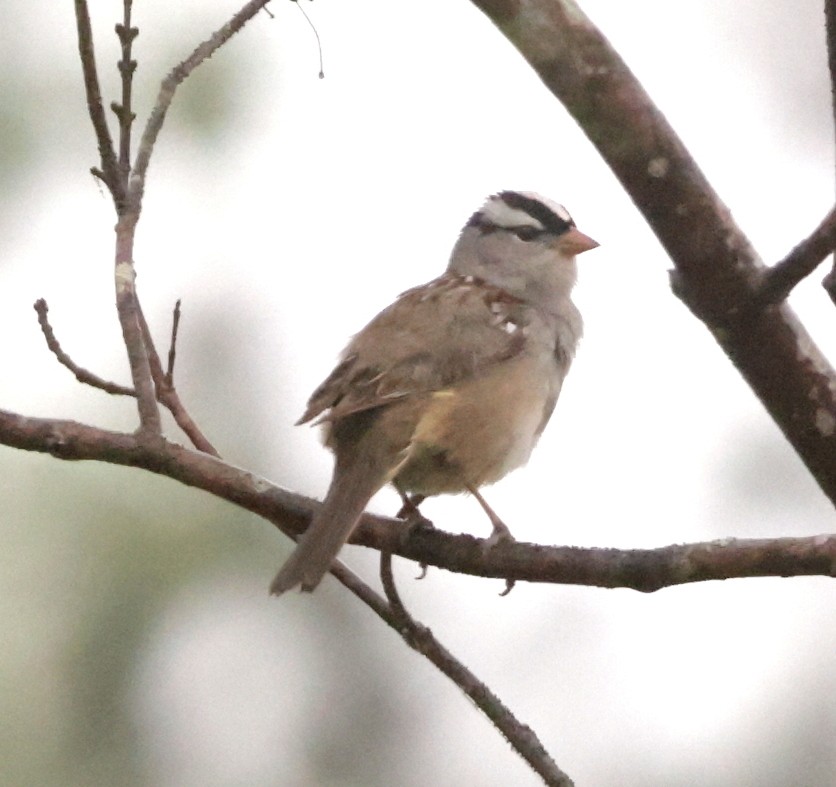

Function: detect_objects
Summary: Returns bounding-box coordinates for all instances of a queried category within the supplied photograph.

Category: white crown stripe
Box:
[482,204,545,230]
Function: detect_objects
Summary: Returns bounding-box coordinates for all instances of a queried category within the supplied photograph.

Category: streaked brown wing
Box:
[297,274,532,425]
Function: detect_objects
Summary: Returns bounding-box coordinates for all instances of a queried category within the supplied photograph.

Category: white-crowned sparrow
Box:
[271,191,598,595]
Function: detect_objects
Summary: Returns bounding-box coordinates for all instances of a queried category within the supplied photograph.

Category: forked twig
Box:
[34,298,218,456]
[135,299,219,456]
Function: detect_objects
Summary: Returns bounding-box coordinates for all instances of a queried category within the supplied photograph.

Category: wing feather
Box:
[298,275,533,425]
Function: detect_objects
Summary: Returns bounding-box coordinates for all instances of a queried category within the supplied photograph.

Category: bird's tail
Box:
[269,458,385,595]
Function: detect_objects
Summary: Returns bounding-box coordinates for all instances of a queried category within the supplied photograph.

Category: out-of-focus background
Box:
[2,1,835,784]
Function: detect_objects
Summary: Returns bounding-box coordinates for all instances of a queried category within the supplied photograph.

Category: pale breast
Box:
[393,351,564,495]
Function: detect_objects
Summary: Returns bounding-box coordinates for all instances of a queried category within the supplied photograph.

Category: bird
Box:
[270,190,598,595]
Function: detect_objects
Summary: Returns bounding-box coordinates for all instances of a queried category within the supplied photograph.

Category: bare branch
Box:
[33,298,218,455]
[471,0,836,505]
[95,1,274,441]
[73,0,124,205]
[114,1,139,174]
[114,231,162,439]
[380,553,573,787]
[2,407,836,592]
[130,0,273,213]
[135,299,219,456]
[33,299,135,396]
[756,205,836,304]
[165,299,182,384]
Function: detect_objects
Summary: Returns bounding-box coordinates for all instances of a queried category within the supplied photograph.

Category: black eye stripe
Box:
[512,226,543,241]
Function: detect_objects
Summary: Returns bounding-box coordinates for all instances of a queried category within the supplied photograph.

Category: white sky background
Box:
[2,1,836,785]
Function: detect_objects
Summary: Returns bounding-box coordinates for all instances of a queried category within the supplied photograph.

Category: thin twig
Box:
[755,205,836,305]
[166,299,182,384]
[73,0,124,204]
[114,0,139,175]
[130,0,273,213]
[135,299,219,456]
[33,298,217,455]
[379,553,573,787]
[109,1,272,440]
[33,299,135,396]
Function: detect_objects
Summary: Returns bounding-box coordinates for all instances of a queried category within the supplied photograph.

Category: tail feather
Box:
[270,462,383,595]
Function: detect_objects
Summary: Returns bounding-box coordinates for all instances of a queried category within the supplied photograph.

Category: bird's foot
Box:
[484,519,514,548]
[395,492,434,580]
[396,493,434,531]
[482,517,516,596]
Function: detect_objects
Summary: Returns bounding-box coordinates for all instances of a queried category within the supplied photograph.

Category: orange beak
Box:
[558,227,599,255]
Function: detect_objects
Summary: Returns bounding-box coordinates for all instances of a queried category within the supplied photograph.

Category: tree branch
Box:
[825,0,836,165]
[470,0,836,505]
[3,407,835,592]
[165,299,182,384]
[3,401,578,781]
[73,0,124,205]
[114,237,162,439]
[755,205,836,304]
[113,0,139,175]
[825,0,836,301]
[135,298,219,456]
[129,0,273,215]
[34,298,218,455]
[33,299,135,396]
[379,553,572,787]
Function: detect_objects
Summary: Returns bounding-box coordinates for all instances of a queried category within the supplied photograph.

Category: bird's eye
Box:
[512,226,542,242]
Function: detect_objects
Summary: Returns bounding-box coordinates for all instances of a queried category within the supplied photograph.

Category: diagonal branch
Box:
[470,0,836,506]
[380,553,572,786]
[4,402,577,781]
[129,0,273,214]
[165,299,182,384]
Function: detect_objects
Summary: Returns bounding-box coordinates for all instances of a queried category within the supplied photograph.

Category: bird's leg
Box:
[394,485,433,529]
[466,484,516,595]
[393,483,434,580]
[466,484,515,546]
